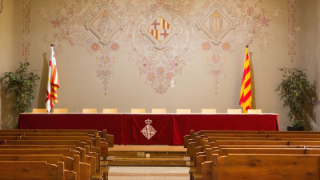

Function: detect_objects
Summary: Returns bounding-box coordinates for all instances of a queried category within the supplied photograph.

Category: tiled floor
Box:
[109,167,189,180]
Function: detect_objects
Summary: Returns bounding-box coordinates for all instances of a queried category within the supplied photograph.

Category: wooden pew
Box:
[192,147,320,179]
[189,139,320,169]
[0,154,88,180]
[0,161,76,180]
[0,141,104,179]
[0,139,100,160]
[184,130,320,148]
[186,132,320,180]
[0,129,114,147]
[0,132,95,137]
[202,154,320,180]
[0,140,100,172]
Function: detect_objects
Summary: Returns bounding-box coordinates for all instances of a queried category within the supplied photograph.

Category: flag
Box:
[45,45,59,112]
[239,45,252,113]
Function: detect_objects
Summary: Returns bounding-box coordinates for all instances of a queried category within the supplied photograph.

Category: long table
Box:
[19,113,279,145]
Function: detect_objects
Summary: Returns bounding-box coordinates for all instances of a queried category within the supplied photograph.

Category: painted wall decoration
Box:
[195,0,283,94]
[22,0,31,62]
[39,0,123,95]
[122,0,198,94]
[288,0,296,62]
[38,0,284,95]
[0,0,3,13]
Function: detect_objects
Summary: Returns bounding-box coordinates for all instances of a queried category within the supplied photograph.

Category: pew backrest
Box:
[213,154,320,180]
[0,161,65,180]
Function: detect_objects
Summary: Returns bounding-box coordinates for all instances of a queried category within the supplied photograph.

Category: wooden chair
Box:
[32,109,47,113]
[82,109,97,113]
[152,109,166,114]
[201,109,216,114]
[131,109,146,114]
[176,109,191,114]
[227,109,242,113]
[53,108,68,113]
[103,109,117,113]
[248,109,262,114]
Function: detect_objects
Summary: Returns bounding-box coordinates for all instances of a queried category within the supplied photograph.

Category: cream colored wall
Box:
[317,0,320,129]
[0,0,23,129]
[295,0,318,130]
[0,0,318,130]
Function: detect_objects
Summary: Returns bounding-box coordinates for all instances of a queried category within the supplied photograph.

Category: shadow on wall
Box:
[249,52,256,109]
[37,53,49,108]
[303,81,318,131]
[0,91,18,129]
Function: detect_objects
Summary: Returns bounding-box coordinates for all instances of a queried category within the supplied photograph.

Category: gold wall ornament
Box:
[140,9,181,50]
[196,4,238,45]
[84,6,125,45]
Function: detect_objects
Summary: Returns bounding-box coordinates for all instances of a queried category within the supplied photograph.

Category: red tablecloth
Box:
[19,113,279,145]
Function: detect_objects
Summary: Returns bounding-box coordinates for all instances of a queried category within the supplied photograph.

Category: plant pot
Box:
[287,126,304,131]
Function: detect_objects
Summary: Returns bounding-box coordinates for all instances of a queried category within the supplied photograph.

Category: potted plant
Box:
[276,68,312,131]
[1,62,40,116]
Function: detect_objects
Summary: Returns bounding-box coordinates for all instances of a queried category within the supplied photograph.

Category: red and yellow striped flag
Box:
[239,45,252,113]
[51,50,59,107]
[45,45,59,112]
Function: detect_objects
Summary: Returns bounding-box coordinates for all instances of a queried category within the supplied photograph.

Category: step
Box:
[109,157,186,166]
[108,145,187,166]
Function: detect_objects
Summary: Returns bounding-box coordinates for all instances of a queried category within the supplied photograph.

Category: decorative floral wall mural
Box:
[39,0,123,95]
[288,0,296,63]
[122,0,198,94]
[22,0,31,62]
[0,0,3,13]
[195,0,283,94]
[38,0,284,95]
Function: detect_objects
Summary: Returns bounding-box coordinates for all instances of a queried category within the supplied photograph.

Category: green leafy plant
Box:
[1,62,40,115]
[276,68,312,127]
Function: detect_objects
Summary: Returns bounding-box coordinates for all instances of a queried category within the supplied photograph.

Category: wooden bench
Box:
[0,154,89,180]
[184,130,320,148]
[0,135,108,159]
[0,161,75,180]
[0,129,114,147]
[185,130,320,180]
[201,154,320,180]
[192,147,320,179]
[0,131,109,180]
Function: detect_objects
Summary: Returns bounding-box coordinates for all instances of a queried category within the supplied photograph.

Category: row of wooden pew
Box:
[184,130,320,180]
[0,129,114,180]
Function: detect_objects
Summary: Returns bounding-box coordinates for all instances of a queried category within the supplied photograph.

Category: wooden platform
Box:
[108,145,188,166]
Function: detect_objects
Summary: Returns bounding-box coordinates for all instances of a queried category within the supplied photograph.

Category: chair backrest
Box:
[82,109,97,113]
[227,109,242,114]
[32,109,47,113]
[131,109,146,114]
[53,108,68,113]
[103,109,117,113]
[176,109,191,114]
[152,109,166,114]
[201,109,217,114]
[248,109,262,114]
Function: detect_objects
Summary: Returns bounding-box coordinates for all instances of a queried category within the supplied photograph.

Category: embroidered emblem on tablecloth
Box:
[141,119,157,140]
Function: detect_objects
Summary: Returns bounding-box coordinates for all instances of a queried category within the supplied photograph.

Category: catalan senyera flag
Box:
[239,46,252,113]
[45,45,59,112]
